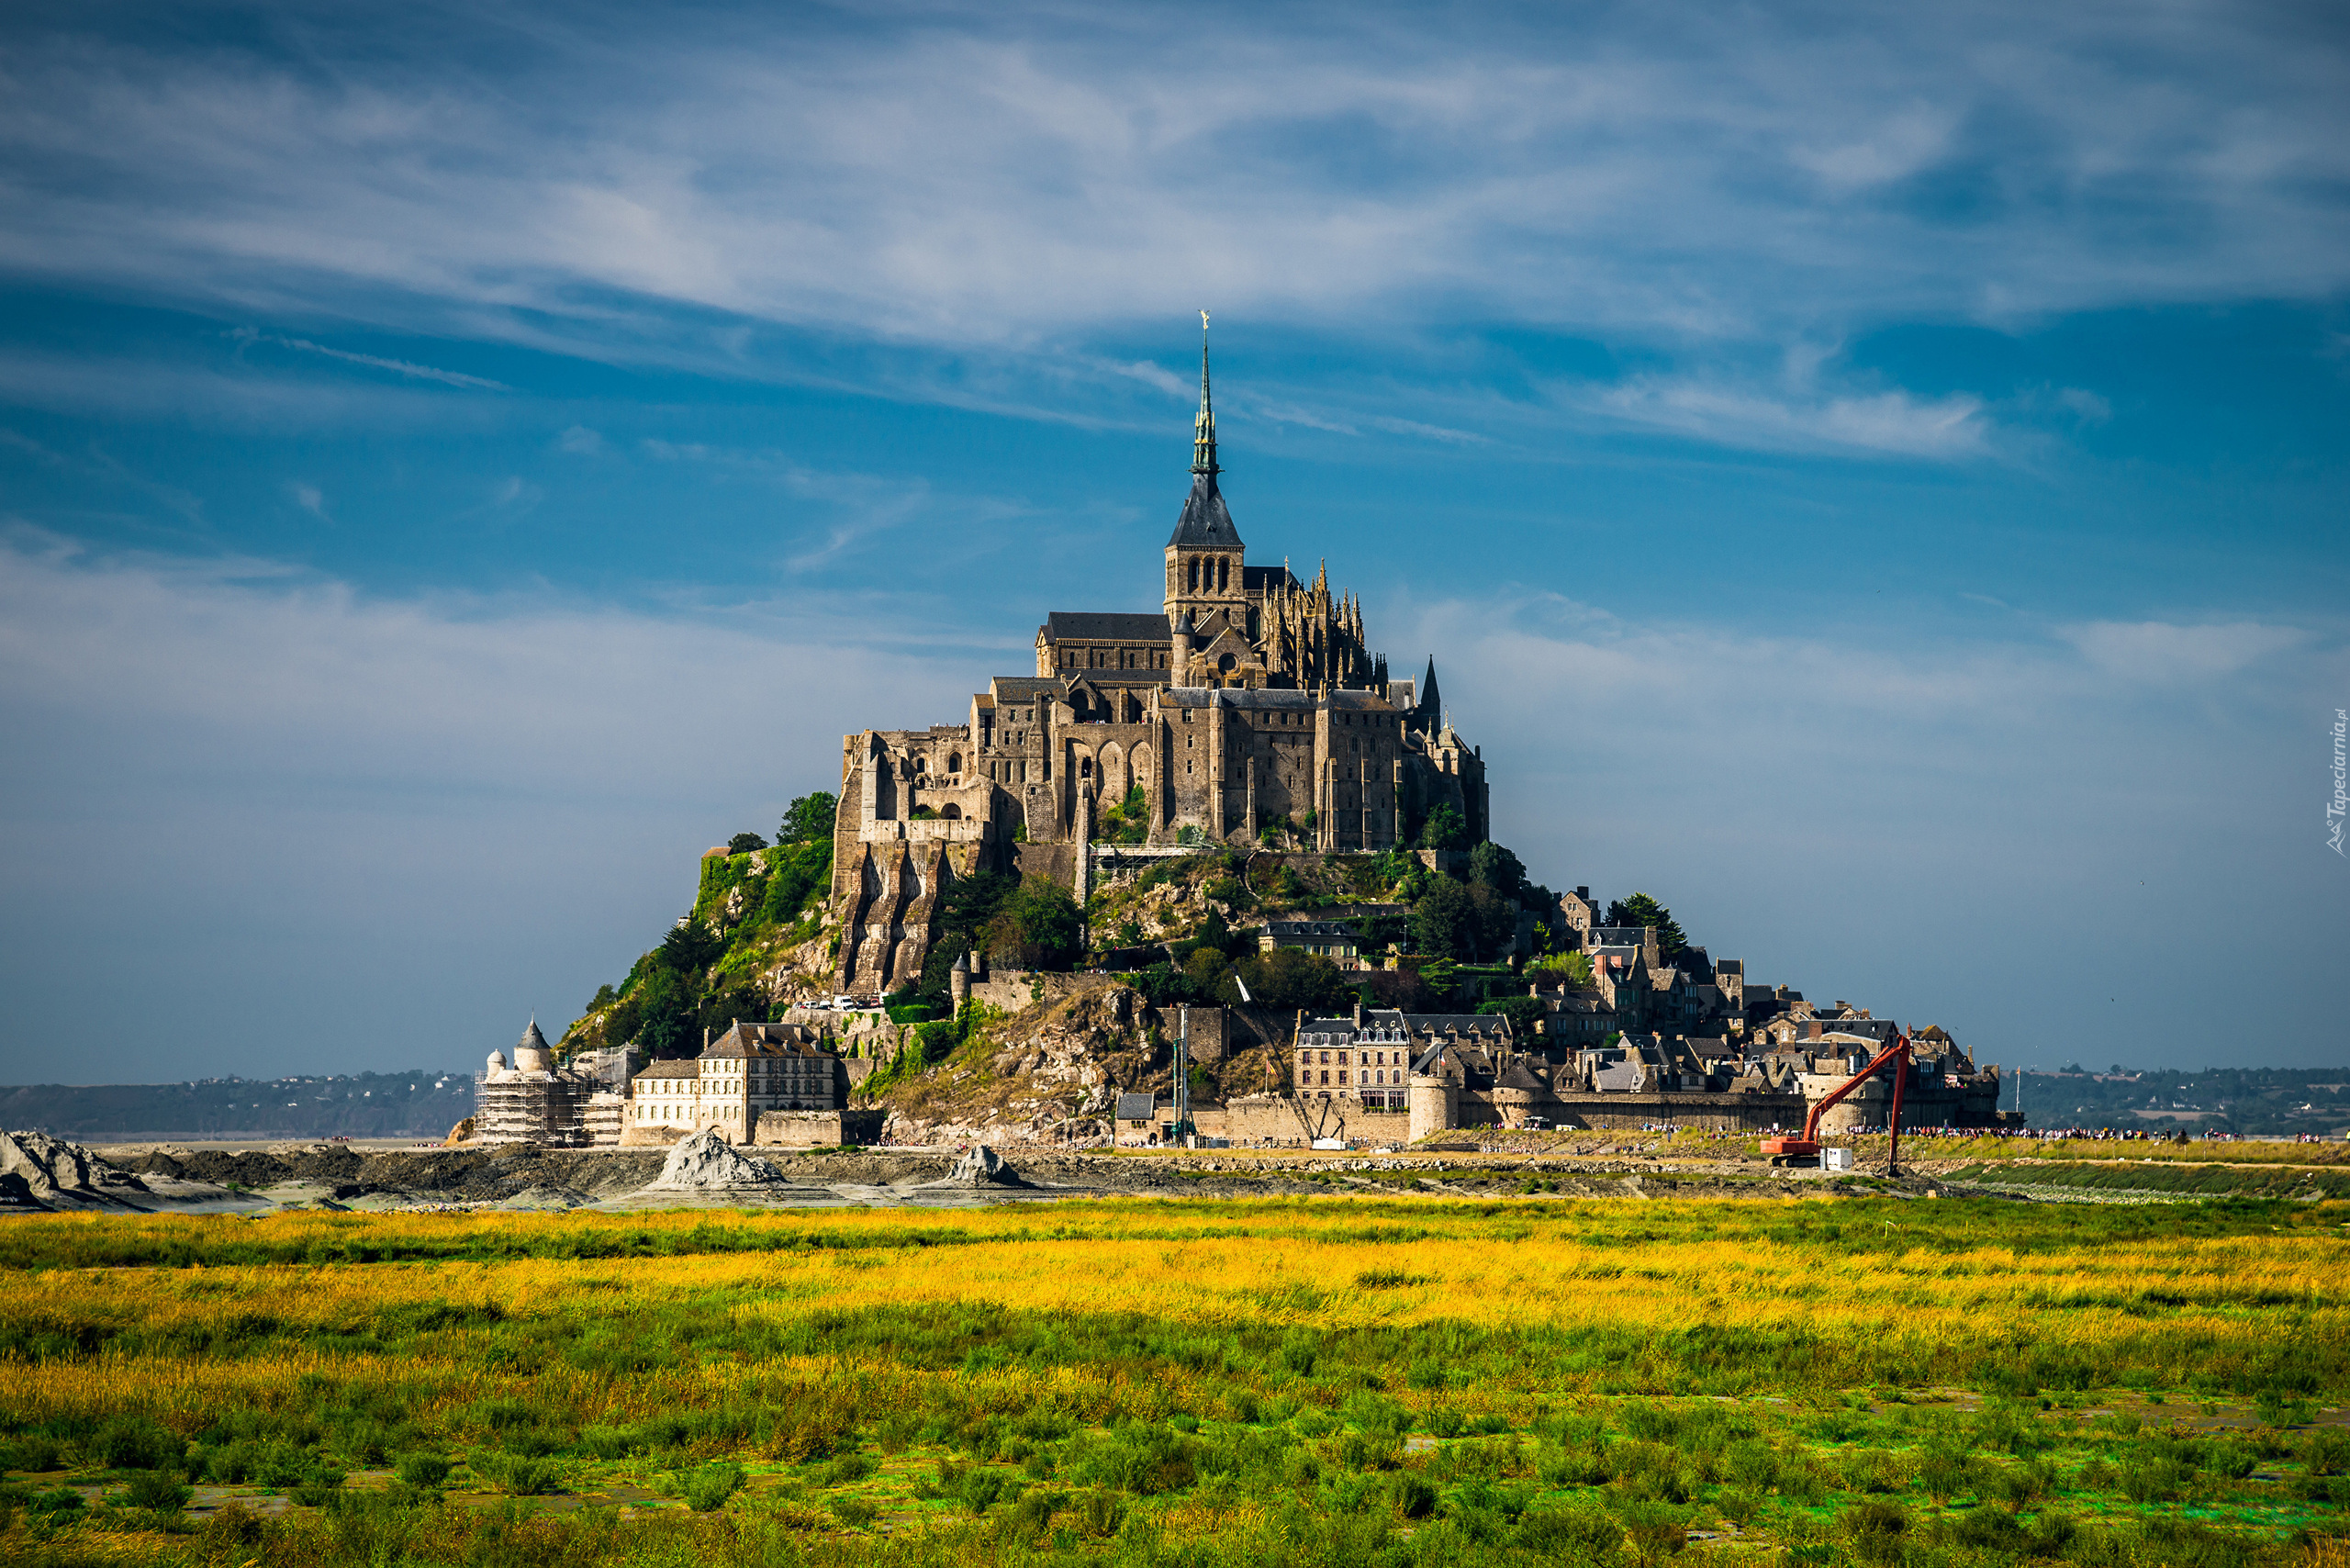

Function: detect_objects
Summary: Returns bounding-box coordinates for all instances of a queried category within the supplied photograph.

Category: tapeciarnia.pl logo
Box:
[2331,708,2346,857]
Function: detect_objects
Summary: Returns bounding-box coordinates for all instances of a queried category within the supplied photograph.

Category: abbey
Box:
[830,337,1489,994]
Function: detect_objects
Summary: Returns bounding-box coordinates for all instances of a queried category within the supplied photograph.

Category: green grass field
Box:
[1,1194,2346,1566]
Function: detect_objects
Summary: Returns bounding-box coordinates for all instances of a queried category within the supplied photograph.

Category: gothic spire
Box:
[1192,310,1218,477]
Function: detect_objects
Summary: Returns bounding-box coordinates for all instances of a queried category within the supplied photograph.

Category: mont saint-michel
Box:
[832,337,1486,999]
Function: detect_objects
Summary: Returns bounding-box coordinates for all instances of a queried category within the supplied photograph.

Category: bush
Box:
[95,1415,178,1471]
[1388,1473,1438,1518]
[0,1437,60,1473]
[396,1452,452,1488]
[958,1467,1005,1514]
[202,1501,264,1546]
[828,1495,878,1528]
[1081,1489,1125,1537]
[124,1469,192,1512]
[476,1453,557,1495]
[678,1462,744,1512]
[1840,1499,1907,1564]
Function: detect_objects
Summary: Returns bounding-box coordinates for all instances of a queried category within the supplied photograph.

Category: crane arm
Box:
[1800,1036,1912,1143]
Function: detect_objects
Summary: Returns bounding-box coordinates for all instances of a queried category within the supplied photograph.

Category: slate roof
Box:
[1168,474,1243,548]
[1496,1060,1547,1092]
[1044,611,1171,642]
[1267,920,1361,939]
[990,677,1065,700]
[636,1058,700,1080]
[1242,565,1297,593]
[1115,1092,1160,1122]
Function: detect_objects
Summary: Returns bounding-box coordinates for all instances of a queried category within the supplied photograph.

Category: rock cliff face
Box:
[859,978,1297,1148]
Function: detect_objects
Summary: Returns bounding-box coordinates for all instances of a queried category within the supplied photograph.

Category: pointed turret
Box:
[1410,656,1443,734]
[1192,320,1218,478]
[1164,315,1245,618]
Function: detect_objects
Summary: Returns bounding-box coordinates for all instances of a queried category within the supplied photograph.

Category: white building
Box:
[624,1022,849,1144]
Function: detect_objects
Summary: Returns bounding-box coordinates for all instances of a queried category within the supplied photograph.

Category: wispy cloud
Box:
[285,480,330,521]
[0,2,2338,359]
[2062,620,2311,684]
[232,329,509,391]
[1588,377,1991,458]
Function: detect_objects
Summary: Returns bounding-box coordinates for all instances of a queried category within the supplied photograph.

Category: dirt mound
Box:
[946,1145,1024,1187]
[647,1129,786,1190]
[0,1129,150,1206]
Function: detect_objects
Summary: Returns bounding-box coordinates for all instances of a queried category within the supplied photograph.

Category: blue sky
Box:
[1,0,2344,1084]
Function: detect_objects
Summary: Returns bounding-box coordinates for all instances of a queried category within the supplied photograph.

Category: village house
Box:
[621,1022,880,1148]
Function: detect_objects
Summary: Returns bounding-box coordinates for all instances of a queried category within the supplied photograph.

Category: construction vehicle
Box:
[1760,1035,1911,1174]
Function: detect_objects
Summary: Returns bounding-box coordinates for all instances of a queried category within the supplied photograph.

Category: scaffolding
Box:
[472,1019,609,1146]
[474,1069,599,1146]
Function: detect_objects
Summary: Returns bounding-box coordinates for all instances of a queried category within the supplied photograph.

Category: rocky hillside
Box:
[856,979,1298,1145]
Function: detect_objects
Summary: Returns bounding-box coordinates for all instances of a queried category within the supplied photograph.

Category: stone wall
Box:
[1198,1094,1410,1147]
[754,1108,887,1147]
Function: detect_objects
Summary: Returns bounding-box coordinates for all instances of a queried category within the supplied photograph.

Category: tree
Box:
[1418,803,1468,851]
[658,920,724,976]
[1228,948,1351,1014]
[1604,893,1689,964]
[1355,966,1434,1013]
[633,967,697,1058]
[778,791,839,846]
[984,878,1084,971]
[726,832,768,855]
[1476,994,1547,1036]
[912,871,1019,1005]
[1528,950,1595,988]
[1468,841,1528,905]
[1411,877,1476,959]
[1413,875,1516,961]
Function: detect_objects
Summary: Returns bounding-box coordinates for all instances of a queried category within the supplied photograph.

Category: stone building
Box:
[622,1022,881,1148]
[475,1019,618,1146]
[829,334,1491,993]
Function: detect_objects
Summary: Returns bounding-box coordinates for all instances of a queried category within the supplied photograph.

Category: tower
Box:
[1163,314,1247,634]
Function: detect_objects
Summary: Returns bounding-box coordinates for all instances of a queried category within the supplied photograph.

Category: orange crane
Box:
[1760,1035,1911,1174]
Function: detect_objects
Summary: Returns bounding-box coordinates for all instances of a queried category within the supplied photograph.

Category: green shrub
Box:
[677,1462,744,1512]
[0,1437,61,1473]
[828,1495,878,1528]
[476,1453,556,1495]
[1839,1499,1907,1565]
[958,1467,1005,1514]
[1388,1473,1438,1518]
[817,1450,876,1487]
[1081,1489,1125,1537]
[95,1415,178,1471]
[395,1452,452,1488]
[124,1469,192,1512]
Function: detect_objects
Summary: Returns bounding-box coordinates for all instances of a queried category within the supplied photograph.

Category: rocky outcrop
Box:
[0,1129,150,1208]
[946,1145,1023,1186]
[646,1128,786,1190]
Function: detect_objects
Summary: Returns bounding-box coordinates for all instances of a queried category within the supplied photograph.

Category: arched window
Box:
[1080,756,1093,778]
[914,756,929,775]
[946,752,962,773]
[1218,653,1236,672]
[1187,558,1199,592]
[1217,557,1229,592]
[941,802,962,819]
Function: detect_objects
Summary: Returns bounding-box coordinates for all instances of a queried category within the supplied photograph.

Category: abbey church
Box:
[830,337,1491,994]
